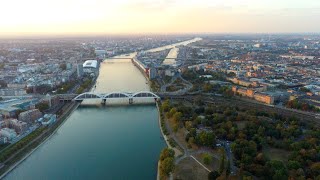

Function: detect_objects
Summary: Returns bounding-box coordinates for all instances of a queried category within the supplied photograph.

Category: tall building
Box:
[77,63,84,78]
[149,67,157,79]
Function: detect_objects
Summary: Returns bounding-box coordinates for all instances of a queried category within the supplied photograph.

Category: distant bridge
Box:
[59,91,160,105]
[103,57,218,62]
[2,91,184,101]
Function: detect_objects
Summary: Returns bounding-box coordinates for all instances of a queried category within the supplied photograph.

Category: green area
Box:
[76,79,93,94]
[182,69,234,97]
[0,127,46,162]
[57,81,77,94]
[162,97,320,179]
[36,102,49,112]
[150,80,160,92]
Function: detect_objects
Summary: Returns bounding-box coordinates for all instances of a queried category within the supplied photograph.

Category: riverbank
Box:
[156,102,171,149]
[156,102,171,180]
[156,101,184,180]
[0,102,80,178]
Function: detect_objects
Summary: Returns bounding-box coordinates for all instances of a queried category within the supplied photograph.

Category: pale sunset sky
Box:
[1,0,320,36]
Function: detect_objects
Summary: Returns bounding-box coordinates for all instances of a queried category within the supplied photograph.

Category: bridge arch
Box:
[104,92,130,98]
[74,93,102,100]
[132,91,160,98]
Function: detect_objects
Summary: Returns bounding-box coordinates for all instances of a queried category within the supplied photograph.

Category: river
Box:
[4,38,200,180]
[4,56,166,180]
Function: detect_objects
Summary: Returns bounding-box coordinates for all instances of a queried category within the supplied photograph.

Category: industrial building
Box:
[18,109,42,123]
[8,119,28,134]
[232,86,275,104]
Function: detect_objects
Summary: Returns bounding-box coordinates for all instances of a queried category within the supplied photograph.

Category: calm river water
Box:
[4,57,165,180]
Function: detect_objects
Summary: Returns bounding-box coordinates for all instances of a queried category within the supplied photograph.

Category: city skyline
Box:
[1,0,320,37]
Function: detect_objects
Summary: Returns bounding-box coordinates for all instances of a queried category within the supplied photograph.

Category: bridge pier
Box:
[101,99,106,105]
[129,98,133,105]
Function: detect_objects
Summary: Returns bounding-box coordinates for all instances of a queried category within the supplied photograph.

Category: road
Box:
[159,73,193,95]
[217,140,237,175]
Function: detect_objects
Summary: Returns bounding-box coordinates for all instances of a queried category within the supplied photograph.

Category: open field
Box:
[194,153,219,171]
[174,157,209,180]
[263,147,290,162]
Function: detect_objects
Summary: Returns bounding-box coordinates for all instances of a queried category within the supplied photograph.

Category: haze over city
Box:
[1,0,320,37]
[0,0,320,180]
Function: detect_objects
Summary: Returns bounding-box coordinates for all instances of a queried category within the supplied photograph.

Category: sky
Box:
[1,0,320,36]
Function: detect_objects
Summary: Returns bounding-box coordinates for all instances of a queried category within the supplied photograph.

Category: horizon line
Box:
[1,32,320,39]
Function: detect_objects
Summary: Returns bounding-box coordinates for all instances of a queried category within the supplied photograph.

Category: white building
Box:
[83,60,98,75]
[0,88,27,96]
[0,128,17,141]
[38,114,57,126]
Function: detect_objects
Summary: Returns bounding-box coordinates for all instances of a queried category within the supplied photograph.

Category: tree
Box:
[76,87,84,94]
[226,159,231,176]
[310,162,320,177]
[161,100,170,112]
[60,63,67,70]
[300,87,311,92]
[36,102,49,112]
[194,96,203,106]
[267,160,288,180]
[208,171,220,180]
[195,131,215,147]
[203,83,213,92]
[168,108,177,118]
[227,72,236,77]
[219,153,225,173]
[159,148,175,178]
[160,157,175,176]
[173,112,182,122]
[287,160,301,170]
[203,153,212,165]
[160,148,175,161]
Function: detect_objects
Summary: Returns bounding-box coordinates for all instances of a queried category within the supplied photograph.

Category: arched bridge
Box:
[71,91,160,104]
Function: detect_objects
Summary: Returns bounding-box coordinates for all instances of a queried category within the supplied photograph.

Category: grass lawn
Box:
[174,157,209,180]
[175,128,192,150]
[194,153,220,172]
[263,147,290,162]
[234,121,247,130]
